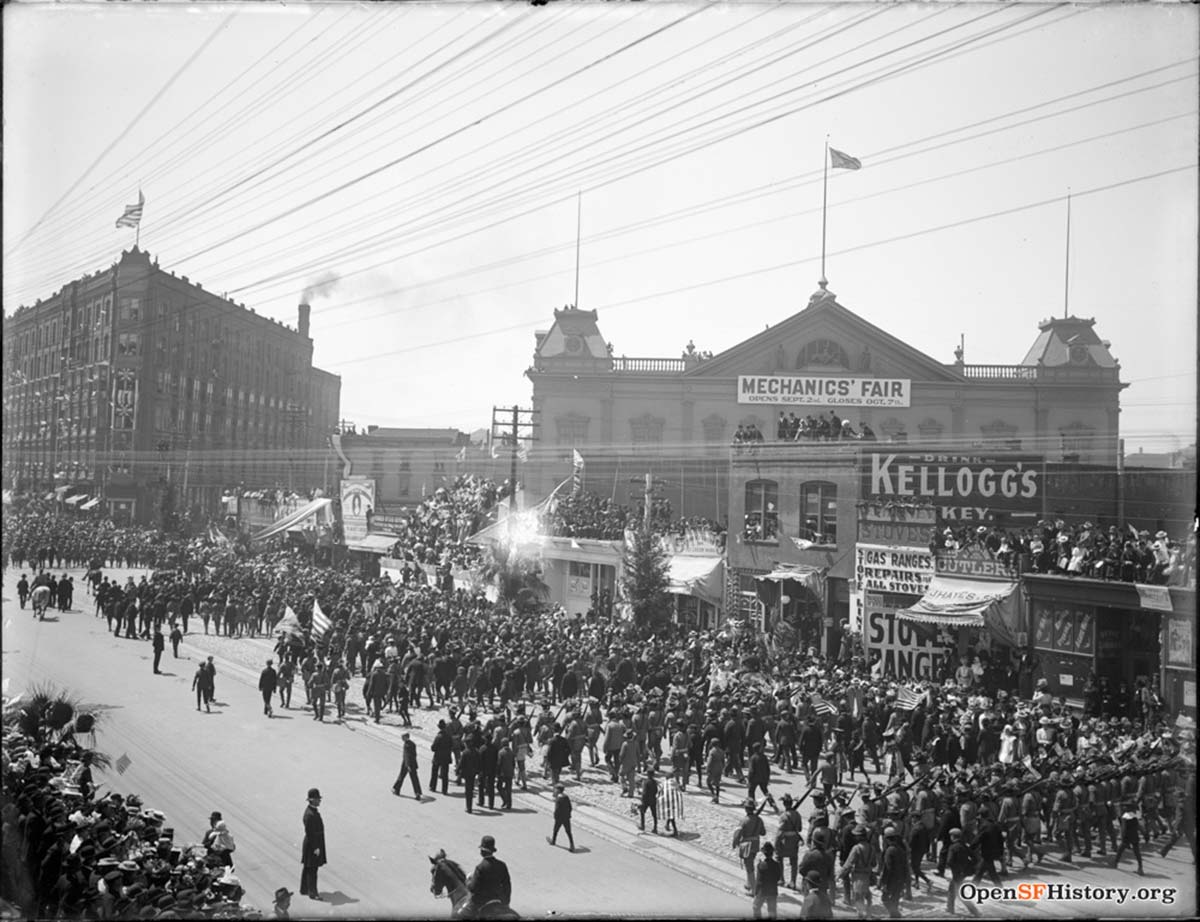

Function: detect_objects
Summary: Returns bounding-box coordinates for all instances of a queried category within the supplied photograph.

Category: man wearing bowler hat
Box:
[300,788,326,900]
[466,835,512,916]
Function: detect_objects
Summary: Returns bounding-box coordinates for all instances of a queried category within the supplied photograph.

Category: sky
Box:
[4,0,1197,453]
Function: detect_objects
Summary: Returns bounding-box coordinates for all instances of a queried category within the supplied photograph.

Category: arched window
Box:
[744,479,779,543]
[800,481,837,545]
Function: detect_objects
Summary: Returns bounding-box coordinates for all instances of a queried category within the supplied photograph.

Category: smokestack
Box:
[298,302,311,339]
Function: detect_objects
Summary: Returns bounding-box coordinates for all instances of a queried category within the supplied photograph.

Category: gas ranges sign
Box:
[861,453,1043,522]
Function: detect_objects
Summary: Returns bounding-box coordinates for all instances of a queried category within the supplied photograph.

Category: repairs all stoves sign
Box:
[861,453,1043,523]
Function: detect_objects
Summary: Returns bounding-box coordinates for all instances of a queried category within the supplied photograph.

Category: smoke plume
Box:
[301,270,341,303]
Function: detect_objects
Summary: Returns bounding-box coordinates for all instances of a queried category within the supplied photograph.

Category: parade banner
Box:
[863,590,949,681]
[738,375,910,407]
[861,452,1043,522]
[854,544,934,595]
[340,476,375,543]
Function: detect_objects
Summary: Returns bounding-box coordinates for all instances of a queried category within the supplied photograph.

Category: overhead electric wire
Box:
[3,11,241,262]
[327,162,1194,372]
[227,3,1071,303]
[3,7,390,285]
[2,7,333,270]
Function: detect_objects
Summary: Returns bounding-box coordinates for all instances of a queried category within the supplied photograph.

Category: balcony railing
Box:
[611,357,687,373]
[959,364,1039,380]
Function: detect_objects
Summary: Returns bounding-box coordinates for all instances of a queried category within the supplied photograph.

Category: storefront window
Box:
[1033,602,1093,655]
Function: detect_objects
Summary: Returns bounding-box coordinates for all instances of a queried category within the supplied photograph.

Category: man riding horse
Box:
[429,835,517,920]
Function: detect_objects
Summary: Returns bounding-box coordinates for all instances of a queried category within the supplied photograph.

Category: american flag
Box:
[895,687,923,710]
[311,599,331,641]
[115,191,144,228]
[810,693,837,717]
[115,753,132,775]
[657,778,685,822]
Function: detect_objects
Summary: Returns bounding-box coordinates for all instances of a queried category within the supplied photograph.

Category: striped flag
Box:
[455,445,467,463]
[311,599,331,641]
[811,693,837,717]
[275,605,304,638]
[572,449,585,471]
[829,147,862,171]
[572,448,585,493]
[115,753,132,775]
[895,686,923,710]
[115,191,144,228]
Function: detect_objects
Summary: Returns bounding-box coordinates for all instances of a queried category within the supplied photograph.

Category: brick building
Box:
[1,248,341,523]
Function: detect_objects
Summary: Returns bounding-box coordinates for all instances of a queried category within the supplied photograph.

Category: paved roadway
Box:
[3,563,1196,919]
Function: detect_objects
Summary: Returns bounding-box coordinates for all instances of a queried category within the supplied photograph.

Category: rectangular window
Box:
[118,298,140,323]
[800,481,838,545]
[743,479,779,543]
[117,333,140,356]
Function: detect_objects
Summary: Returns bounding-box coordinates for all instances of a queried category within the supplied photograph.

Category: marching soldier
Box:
[1072,769,1093,859]
[1051,774,1077,862]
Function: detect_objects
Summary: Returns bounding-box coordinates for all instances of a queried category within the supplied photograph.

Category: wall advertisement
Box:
[863,590,950,681]
[861,452,1043,522]
[854,544,935,595]
[340,476,375,544]
[738,375,910,407]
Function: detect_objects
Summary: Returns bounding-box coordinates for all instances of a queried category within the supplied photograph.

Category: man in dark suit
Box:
[300,788,326,901]
[259,660,279,718]
[392,732,422,799]
[467,836,512,915]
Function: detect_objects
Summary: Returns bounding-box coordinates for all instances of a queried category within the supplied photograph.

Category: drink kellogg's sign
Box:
[861,453,1043,522]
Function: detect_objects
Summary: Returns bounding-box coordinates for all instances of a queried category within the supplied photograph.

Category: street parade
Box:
[3,3,1197,920]
[2,472,1195,919]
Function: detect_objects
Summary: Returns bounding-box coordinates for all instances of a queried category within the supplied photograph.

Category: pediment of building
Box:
[685,290,962,383]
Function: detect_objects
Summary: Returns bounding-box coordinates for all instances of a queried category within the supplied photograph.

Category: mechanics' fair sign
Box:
[738,375,911,407]
[861,452,1043,522]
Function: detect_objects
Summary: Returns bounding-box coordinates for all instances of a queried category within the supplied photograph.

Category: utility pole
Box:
[643,472,653,536]
[490,404,538,519]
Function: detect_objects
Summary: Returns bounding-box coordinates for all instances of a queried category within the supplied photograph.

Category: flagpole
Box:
[574,191,582,309]
[1063,189,1071,319]
[820,137,829,284]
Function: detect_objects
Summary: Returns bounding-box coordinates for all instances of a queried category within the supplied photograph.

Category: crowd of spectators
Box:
[1,717,257,919]
[931,518,1196,587]
[732,411,881,446]
[386,475,502,568]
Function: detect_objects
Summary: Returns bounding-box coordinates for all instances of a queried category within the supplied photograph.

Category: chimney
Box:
[298,302,311,339]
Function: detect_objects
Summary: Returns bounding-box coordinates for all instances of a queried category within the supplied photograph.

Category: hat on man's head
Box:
[479,835,497,855]
[805,870,825,887]
[274,888,293,903]
[307,788,321,800]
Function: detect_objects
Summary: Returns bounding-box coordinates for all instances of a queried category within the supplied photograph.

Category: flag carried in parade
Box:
[115,753,132,775]
[894,686,923,710]
[115,191,145,228]
[311,599,331,640]
[829,147,862,170]
[810,692,837,717]
[275,606,304,638]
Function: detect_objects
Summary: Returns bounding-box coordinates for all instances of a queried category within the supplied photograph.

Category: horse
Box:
[428,850,518,920]
[30,584,52,620]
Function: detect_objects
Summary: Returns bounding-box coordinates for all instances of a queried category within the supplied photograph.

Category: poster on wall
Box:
[340,476,375,543]
[854,544,934,595]
[1166,615,1193,668]
[863,591,950,681]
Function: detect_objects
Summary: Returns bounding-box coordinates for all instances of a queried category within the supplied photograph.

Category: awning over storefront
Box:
[251,497,332,542]
[346,533,401,555]
[897,576,1020,644]
[668,555,724,606]
[64,494,88,505]
[756,564,824,593]
[79,497,101,510]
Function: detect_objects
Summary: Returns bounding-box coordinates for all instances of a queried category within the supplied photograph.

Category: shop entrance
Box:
[1095,607,1161,691]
